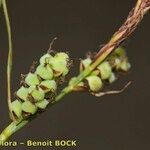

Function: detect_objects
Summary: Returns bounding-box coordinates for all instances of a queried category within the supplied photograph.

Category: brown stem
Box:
[95,0,150,60]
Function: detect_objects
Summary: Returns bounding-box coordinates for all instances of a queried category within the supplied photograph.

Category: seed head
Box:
[11,100,22,118]
[97,61,112,80]
[40,53,53,65]
[28,85,45,101]
[25,73,40,86]
[55,52,69,60]
[118,59,131,71]
[108,72,117,83]
[51,52,70,77]
[80,58,92,71]
[39,80,57,93]
[16,86,29,101]
[86,76,103,92]
[36,64,53,80]
[11,50,71,120]
[115,47,126,57]
[35,99,49,109]
[22,101,37,115]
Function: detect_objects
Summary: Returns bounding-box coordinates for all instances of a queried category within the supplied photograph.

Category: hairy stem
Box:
[0,0,150,142]
[2,0,14,120]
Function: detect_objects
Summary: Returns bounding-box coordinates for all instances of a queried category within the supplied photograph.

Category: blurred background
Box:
[0,0,150,149]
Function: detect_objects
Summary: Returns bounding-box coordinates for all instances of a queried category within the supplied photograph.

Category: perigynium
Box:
[11,51,71,121]
[70,47,131,93]
[0,0,150,142]
[10,46,130,121]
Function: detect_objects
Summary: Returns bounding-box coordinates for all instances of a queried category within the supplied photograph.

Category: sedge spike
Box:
[10,51,70,121]
[0,0,150,142]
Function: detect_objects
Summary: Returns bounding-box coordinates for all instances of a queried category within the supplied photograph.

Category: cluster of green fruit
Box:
[11,52,70,120]
[69,47,131,93]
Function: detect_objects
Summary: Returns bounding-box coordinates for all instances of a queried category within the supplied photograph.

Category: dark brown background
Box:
[0,0,150,149]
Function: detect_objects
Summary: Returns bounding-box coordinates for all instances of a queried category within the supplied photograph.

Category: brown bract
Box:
[95,0,150,60]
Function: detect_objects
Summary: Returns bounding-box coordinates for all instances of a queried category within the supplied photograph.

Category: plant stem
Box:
[0,0,2,8]
[0,0,150,142]
[0,120,28,142]
[2,0,14,120]
[55,0,150,103]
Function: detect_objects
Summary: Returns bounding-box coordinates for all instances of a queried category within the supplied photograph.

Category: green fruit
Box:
[22,101,37,115]
[40,53,53,65]
[25,73,40,86]
[36,64,53,80]
[39,80,57,93]
[109,73,117,83]
[115,47,126,57]
[35,99,49,109]
[86,76,103,92]
[97,61,112,80]
[62,66,69,76]
[119,60,131,71]
[114,58,121,69]
[81,58,92,68]
[51,58,69,77]
[55,52,69,61]
[50,52,70,77]
[11,100,22,118]
[16,86,29,101]
[28,85,45,101]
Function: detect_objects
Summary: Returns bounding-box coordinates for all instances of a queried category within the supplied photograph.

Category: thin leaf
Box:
[2,0,14,120]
